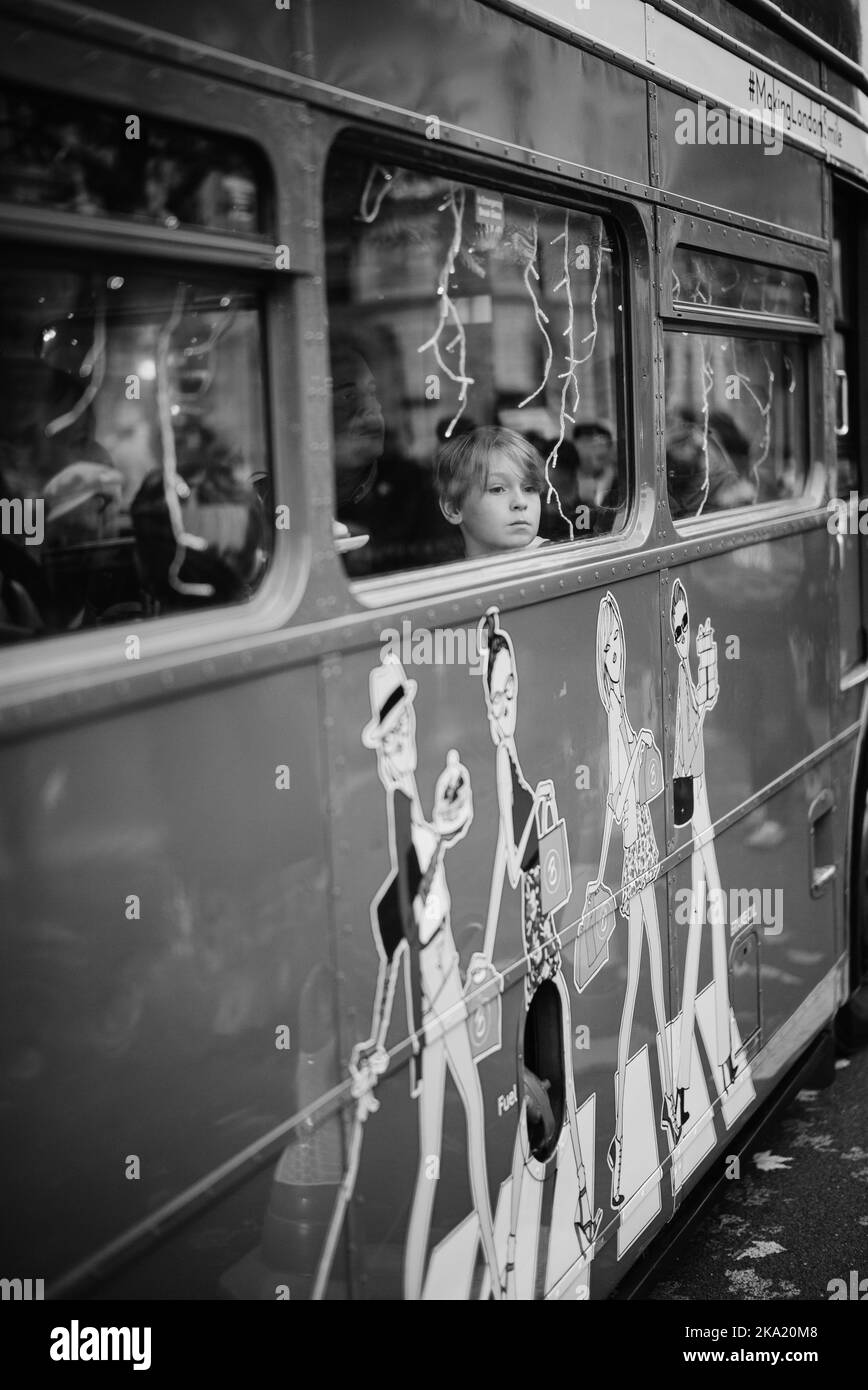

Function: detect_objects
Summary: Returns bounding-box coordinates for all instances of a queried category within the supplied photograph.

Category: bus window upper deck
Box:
[665,248,816,522]
[323,138,629,579]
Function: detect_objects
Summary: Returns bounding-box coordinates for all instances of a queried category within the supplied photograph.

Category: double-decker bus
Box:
[1,0,867,1301]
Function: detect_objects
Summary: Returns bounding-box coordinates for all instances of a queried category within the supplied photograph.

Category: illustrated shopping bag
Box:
[573,881,617,993]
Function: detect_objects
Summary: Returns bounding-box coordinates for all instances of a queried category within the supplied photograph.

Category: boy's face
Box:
[446,451,541,558]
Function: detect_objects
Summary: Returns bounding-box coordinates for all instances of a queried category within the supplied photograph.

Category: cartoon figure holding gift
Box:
[477,608,602,1298]
[590,593,679,1210]
[670,579,739,1130]
[328,654,502,1302]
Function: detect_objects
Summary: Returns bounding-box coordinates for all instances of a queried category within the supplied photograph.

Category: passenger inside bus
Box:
[573,420,620,513]
[434,426,546,559]
[0,264,271,641]
[331,341,450,575]
[42,460,127,629]
[130,418,266,613]
[325,145,629,578]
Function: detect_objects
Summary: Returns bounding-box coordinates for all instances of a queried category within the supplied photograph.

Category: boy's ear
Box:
[439,496,463,527]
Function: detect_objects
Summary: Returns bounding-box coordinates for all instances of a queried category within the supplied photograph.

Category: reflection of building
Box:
[664,332,804,510]
[325,155,621,470]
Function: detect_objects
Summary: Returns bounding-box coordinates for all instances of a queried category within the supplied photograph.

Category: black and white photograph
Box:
[1,0,868,1367]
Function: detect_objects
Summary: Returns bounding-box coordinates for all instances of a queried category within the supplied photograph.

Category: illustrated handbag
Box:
[573,881,617,993]
[636,734,664,806]
[537,796,572,917]
[464,956,503,1064]
[673,775,694,827]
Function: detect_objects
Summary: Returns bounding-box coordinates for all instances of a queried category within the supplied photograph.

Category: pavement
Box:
[645,1041,868,1300]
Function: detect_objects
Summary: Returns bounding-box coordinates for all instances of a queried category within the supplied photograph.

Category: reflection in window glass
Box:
[0,82,268,236]
[0,267,270,642]
[324,144,627,576]
[664,332,808,520]
[672,248,815,320]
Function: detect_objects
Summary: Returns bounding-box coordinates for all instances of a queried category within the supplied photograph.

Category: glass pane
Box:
[0,265,270,642]
[672,247,815,320]
[664,331,808,520]
[324,144,627,577]
[0,82,268,236]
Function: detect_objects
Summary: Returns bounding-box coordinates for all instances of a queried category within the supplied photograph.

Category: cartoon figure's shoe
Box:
[675,1086,690,1133]
[660,1093,682,1145]
[607,1135,625,1210]
[575,1186,603,1254]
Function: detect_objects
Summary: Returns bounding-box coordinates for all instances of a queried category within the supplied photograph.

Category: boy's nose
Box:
[510,490,528,509]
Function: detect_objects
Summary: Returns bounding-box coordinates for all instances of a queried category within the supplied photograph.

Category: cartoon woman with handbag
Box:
[590,592,679,1210]
[670,579,738,1130]
[478,608,602,1298]
[344,655,502,1301]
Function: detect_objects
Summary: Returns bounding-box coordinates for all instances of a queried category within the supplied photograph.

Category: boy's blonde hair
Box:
[435,427,545,511]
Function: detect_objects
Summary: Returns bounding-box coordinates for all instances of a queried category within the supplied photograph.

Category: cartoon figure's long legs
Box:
[404,1032,447,1302]
[404,1019,501,1301]
[504,1085,529,1299]
[677,800,732,1105]
[504,972,601,1297]
[677,857,706,1094]
[614,887,674,1145]
[444,1020,502,1299]
[554,971,602,1249]
[641,886,676,1104]
[709,844,732,1084]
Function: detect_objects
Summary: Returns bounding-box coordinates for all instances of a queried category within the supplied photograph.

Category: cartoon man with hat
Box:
[349,653,502,1300]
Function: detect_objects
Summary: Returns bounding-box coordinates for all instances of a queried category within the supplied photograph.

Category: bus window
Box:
[0,265,270,641]
[665,246,814,522]
[672,247,815,320]
[664,333,809,520]
[323,140,628,578]
[0,81,269,237]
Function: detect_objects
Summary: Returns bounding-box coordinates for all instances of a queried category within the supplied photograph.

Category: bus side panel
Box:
[663,529,836,1212]
[0,664,338,1298]
[324,574,675,1300]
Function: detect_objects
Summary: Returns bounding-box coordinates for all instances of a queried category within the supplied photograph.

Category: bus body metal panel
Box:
[16,0,868,192]
[0,666,338,1296]
[308,0,650,189]
[656,87,825,238]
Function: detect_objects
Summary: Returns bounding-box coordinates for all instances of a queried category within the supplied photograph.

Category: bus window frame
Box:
[656,210,828,529]
[321,125,652,609]
[0,29,317,695]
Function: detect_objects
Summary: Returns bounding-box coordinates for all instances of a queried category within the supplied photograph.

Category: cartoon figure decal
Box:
[477,609,602,1297]
[315,655,502,1301]
[590,593,680,1210]
[670,580,747,1126]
